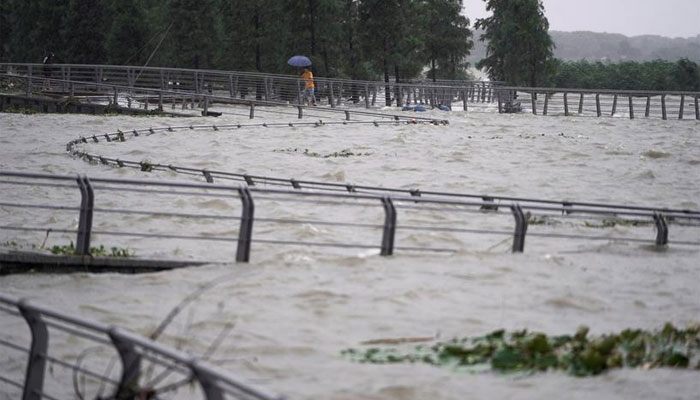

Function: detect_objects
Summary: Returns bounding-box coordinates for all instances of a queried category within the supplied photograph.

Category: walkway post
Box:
[19,302,48,400]
[661,95,667,120]
[629,96,634,119]
[380,197,396,256]
[236,187,255,263]
[679,94,685,120]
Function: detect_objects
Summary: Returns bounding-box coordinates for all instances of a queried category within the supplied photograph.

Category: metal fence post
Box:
[76,175,94,256]
[236,187,255,262]
[629,96,634,119]
[380,197,396,256]
[191,361,225,400]
[653,212,668,246]
[578,93,584,114]
[678,94,685,120]
[18,301,48,400]
[510,204,528,253]
[531,92,537,115]
[563,92,569,116]
[249,103,255,119]
[595,93,601,117]
[661,94,667,120]
[108,328,142,399]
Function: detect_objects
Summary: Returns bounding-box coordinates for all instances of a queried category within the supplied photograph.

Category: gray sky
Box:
[463,0,700,38]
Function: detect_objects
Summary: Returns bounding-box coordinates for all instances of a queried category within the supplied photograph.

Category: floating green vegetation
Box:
[274,148,373,158]
[342,324,700,377]
[50,242,134,257]
[584,218,652,228]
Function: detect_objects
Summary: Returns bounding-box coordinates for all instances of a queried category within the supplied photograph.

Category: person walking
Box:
[42,52,54,91]
[301,67,316,106]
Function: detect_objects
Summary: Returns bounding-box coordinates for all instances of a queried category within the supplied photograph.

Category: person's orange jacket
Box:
[301,70,315,89]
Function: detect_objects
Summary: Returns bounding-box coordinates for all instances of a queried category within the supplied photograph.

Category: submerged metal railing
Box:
[505,87,700,121]
[2,171,699,264]
[0,292,284,400]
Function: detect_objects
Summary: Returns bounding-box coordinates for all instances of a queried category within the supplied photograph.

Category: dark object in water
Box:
[503,100,521,113]
[202,111,222,117]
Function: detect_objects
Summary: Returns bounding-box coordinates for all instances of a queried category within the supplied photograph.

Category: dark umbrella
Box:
[287,55,312,67]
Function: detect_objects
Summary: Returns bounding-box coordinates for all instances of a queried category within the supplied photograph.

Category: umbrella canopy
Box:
[287,55,312,67]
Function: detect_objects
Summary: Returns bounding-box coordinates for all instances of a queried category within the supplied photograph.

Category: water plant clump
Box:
[50,242,134,257]
[342,324,700,376]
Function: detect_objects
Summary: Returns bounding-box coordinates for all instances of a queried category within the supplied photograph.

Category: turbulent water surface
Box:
[1,106,699,399]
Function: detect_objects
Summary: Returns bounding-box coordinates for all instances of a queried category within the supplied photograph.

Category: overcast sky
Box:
[463,0,700,38]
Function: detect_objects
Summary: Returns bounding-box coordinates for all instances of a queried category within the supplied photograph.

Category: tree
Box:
[63,0,106,64]
[165,0,218,69]
[6,0,69,62]
[104,0,149,65]
[475,0,554,86]
[419,0,473,81]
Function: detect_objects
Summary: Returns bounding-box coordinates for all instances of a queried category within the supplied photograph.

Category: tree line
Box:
[547,59,700,92]
[0,0,697,92]
[0,0,473,83]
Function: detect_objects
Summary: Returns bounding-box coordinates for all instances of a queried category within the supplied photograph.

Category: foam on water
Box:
[1,109,699,399]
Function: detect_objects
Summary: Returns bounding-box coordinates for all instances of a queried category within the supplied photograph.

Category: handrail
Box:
[64,126,700,218]
[0,292,284,400]
[2,170,698,264]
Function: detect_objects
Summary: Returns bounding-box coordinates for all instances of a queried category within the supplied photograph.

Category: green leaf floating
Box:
[342,324,700,376]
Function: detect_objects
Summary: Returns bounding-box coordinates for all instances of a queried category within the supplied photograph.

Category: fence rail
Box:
[0,63,502,110]
[2,171,699,265]
[0,292,284,400]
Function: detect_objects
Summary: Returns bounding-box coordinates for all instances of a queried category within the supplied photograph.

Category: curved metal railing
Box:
[0,292,284,400]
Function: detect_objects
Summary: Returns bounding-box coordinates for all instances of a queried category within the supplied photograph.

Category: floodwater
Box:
[1,104,700,399]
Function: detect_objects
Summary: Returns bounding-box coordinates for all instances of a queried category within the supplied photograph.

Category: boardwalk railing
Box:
[0,292,284,400]
[0,63,502,109]
[2,171,699,264]
[496,87,700,120]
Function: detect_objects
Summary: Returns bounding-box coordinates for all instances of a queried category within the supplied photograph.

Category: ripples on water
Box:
[1,110,699,399]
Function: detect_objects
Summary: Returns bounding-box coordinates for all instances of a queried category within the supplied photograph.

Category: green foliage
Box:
[548,59,700,91]
[62,0,106,64]
[1,0,477,83]
[50,242,134,257]
[343,324,700,376]
[475,0,555,86]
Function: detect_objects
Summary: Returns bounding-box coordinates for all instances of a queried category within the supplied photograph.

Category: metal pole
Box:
[628,96,634,119]
[661,95,667,120]
[678,94,685,120]
[611,94,617,116]
[19,302,48,400]
[595,93,601,117]
[653,213,668,246]
[564,92,569,116]
[511,204,528,253]
[578,93,584,114]
[531,92,537,115]
[543,94,549,116]
[249,103,255,119]
[380,197,396,256]
[236,187,255,262]
[645,96,651,117]
[109,328,142,399]
[75,175,94,256]
[191,361,226,400]
[695,96,699,120]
